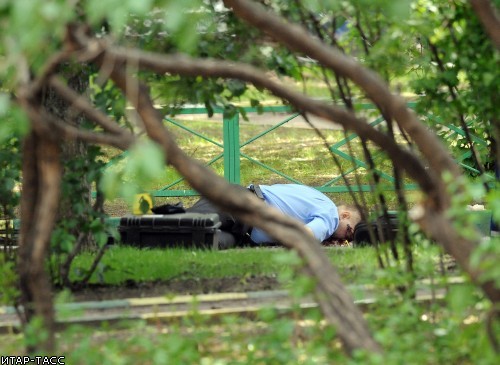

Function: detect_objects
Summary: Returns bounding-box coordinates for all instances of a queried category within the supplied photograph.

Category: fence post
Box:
[223,112,240,184]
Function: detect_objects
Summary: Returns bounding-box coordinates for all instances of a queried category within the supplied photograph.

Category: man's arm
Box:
[305,218,330,242]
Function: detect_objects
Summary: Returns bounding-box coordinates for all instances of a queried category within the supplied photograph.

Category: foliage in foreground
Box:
[0,0,499,357]
[1,261,498,365]
[2,230,499,362]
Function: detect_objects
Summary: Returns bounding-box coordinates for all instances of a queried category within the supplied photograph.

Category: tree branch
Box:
[48,76,126,136]
[470,0,500,49]
[415,209,500,302]
[16,127,62,352]
[223,0,461,206]
[17,131,39,329]
[427,41,488,183]
[23,51,71,100]
[66,29,432,199]
[58,28,385,353]
[89,45,437,199]
[20,99,134,150]
[115,64,382,354]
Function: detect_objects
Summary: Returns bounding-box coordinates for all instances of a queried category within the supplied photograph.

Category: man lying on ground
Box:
[184,183,362,249]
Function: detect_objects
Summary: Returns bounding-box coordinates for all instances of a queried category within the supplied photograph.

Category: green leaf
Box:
[120,182,139,206]
[94,231,109,247]
[482,72,495,86]
[128,0,154,15]
[486,188,500,223]
[139,195,151,214]
[227,79,247,97]
[124,139,165,184]
[0,93,9,116]
[162,0,204,53]
[447,283,476,316]
[0,105,30,144]
[40,2,60,20]
[387,0,411,19]
[85,0,114,26]
[89,218,104,232]
[99,168,121,200]
[108,7,129,32]
[304,0,342,12]
[223,104,237,119]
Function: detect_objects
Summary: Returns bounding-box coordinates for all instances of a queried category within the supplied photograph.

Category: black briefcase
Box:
[118,213,222,249]
[353,212,399,246]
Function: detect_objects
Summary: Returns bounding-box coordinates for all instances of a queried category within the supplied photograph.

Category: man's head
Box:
[332,205,362,241]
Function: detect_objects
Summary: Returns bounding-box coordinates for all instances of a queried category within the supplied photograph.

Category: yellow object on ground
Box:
[132,193,154,215]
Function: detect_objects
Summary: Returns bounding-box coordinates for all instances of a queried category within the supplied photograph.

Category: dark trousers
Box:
[186,197,250,249]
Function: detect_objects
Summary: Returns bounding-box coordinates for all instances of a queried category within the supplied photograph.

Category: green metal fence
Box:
[104,104,492,198]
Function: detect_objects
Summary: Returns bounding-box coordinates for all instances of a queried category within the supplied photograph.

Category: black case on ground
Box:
[353,213,399,246]
[119,213,222,249]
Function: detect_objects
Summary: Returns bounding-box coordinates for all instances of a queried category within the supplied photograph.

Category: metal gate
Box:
[104,104,493,198]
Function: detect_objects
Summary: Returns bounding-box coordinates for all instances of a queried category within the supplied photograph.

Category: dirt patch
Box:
[67,275,281,301]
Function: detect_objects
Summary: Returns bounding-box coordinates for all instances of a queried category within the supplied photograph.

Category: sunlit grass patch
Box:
[69,244,441,287]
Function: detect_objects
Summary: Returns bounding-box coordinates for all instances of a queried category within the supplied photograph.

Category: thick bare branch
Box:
[17,132,39,329]
[48,76,126,136]
[20,99,134,149]
[17,130,61,352]
[23,51,71,99]
[31,137,61,266]
[470,0,500,49]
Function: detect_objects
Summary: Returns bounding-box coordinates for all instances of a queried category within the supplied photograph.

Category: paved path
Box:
[244,112,343,129]
[176,111,344,130]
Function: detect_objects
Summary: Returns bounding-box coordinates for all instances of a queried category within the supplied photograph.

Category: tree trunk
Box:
[42,67,95,253]
[17,66,90,352]
[17,131,62,353]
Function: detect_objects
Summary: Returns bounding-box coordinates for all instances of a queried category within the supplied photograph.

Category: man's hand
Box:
[305,226,315,238]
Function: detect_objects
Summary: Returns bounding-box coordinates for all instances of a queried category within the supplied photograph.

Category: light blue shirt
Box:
[250,184,339,243]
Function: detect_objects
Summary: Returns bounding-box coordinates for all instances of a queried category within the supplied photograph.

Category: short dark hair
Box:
[338,204,364,225]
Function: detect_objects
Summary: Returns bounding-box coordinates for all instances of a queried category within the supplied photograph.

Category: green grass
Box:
[165,118,405,190]
[71,244,446,287]
[108,119,356,190]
